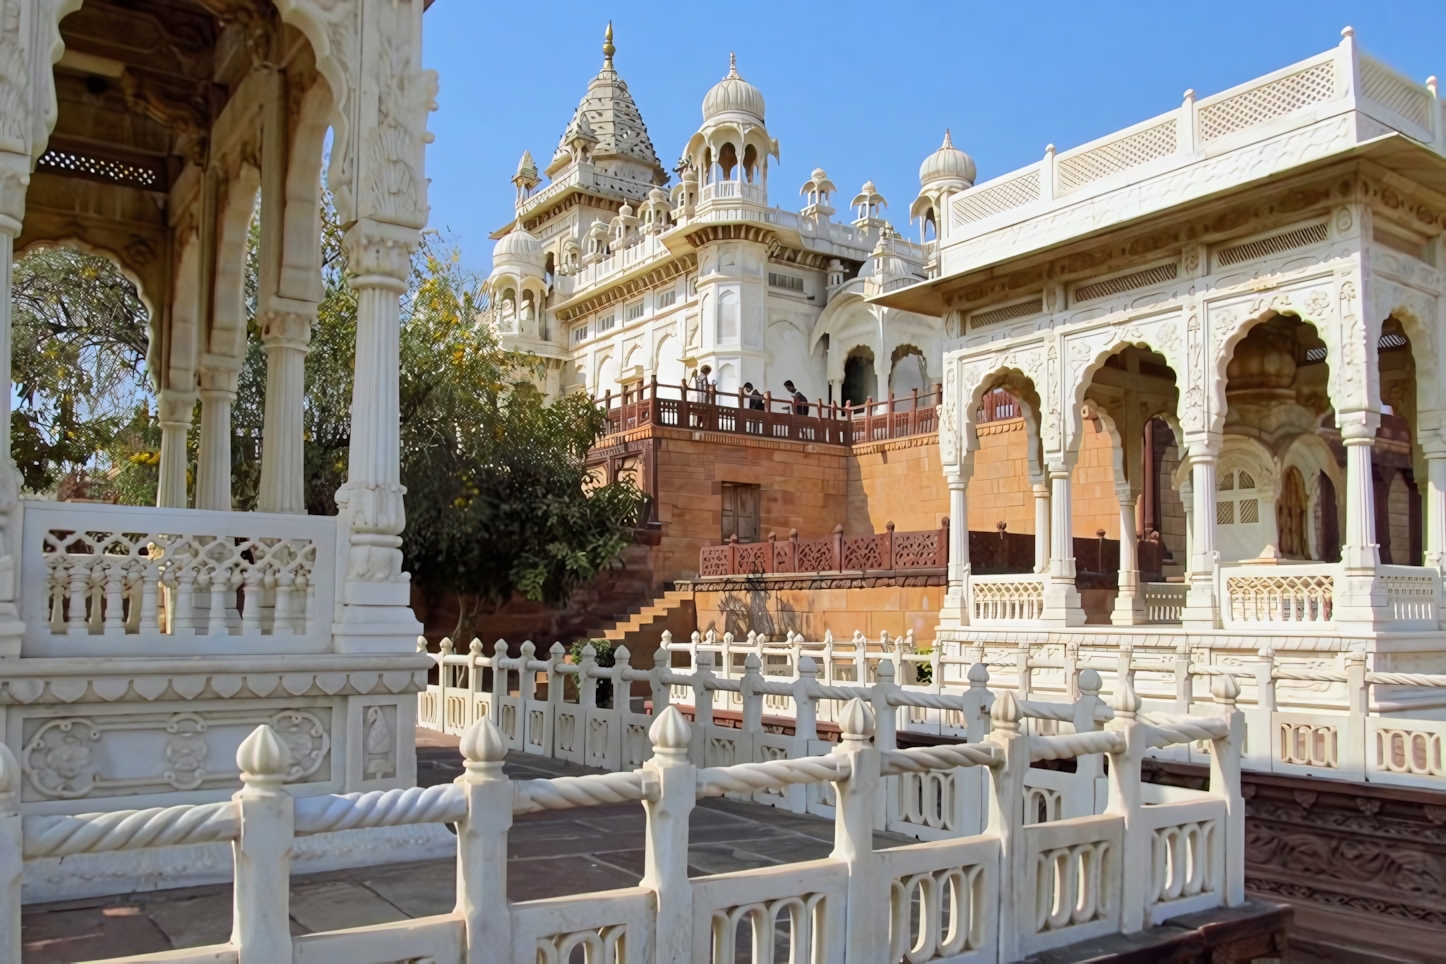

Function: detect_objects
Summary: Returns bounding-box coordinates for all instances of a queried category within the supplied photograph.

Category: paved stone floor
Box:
[21,731,912,962]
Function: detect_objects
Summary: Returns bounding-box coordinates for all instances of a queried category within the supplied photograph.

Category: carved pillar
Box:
[1182,441,1218,629]
[157,390,196,509]
[334,220,422,651]
[1041,462,1084,627]
[1032,481,1050,573]
[1180,473,1195,572]
[1424,438,1446,628]
[0,215,24,652]
[941,470,970,627]
[1113,488,1145,625]
[195,369,238,512]
[258,307,312,514]
[1337,412,1390,628]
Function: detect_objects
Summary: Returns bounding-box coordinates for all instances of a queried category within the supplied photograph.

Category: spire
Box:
[603,21,615,67]
[942,128,953,149]
[727,51,739,79]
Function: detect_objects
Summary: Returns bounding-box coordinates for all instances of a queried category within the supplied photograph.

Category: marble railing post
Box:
[789,657,820,814]
[642,707,696,964]
[1112,487,1145,624]
[1208,676,1247,908]
[196,368,238,512]
[157,389,196,509]
[1182,440,1219,629]
[942,469,970,625]
[1042,462,1084,626]
[457,718,512,964]
[832,699,886,961]
[1104,684,1148,934]
[0,223,24,653]
[1424,434,1446,627]
[1032,480,1050,573]
[232,726,295,962]
[986,692,1029,964]
[258,305,314,514]
[1337,412,1389,628]
[334,221,424,651]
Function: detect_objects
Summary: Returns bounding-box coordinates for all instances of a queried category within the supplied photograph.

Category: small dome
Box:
[493,226,543,260]
[619,202,635,217]
[919,129,976,187]
[702,53,765,123]
[647,187,668,203]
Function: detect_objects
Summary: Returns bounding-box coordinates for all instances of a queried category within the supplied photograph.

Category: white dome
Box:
[702,53,765,123]
[919,129,976,187]
[493,226,543,261]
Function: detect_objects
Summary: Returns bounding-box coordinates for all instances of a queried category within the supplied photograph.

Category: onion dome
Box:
[702,53,765,124]
[490,226,545,280]
[919,129,976,188]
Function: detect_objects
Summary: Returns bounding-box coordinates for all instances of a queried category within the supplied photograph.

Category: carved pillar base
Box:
[1336,421,1389,630]
[1182,446,1219,630]
[1113,493,1146,625]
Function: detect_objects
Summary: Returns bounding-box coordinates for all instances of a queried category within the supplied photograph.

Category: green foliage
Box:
[569,639,615,707]
[9,245,151,494]
[912,647,933,685]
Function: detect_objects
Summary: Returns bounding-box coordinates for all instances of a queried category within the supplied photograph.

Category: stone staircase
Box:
[575,588,695,653]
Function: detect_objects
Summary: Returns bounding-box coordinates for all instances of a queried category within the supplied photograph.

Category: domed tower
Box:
[910,129,976,244]
[682,53,779,209]
[678,54,781,400]
[488,226,547,338]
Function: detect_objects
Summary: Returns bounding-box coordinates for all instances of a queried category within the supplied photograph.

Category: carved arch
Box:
[210,164,261,363]
[956,360,1045,479]
[1063,329,1182,456]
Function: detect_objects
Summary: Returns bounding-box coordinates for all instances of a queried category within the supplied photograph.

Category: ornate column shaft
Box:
[0,218,24,651]
[156,390,196,509]
[941,471,970,627]
[1182,442,1218,629]
[1426,445,1446,571]
[1113,489,1145,625]
[1032,481,1050,574]
[334,220,422,651]
[1042,462,1084,627]
[1336,412,1390,628]
[258,306,313,514]
[195,370,237,512]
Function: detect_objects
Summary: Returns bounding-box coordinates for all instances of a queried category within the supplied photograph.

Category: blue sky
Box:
[421,1,1446,274]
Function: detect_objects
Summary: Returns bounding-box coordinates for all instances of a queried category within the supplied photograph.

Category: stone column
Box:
[1113,488,1145,625]
[1180,474,1194,569]
[1032,481,1050,573]
[1337,412,1389,628]
[258,306,313,514]
[1041,462,1084,626]
[195,369,238,512]
[1425,438,1446,628]
[1182,443,1218,629]
[334,221,423,652]
[942,470,970,626]
[0,219,23,652]
[156,389,196,509]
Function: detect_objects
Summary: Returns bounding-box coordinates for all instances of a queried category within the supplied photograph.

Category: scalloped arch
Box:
[1063,329,1183,456]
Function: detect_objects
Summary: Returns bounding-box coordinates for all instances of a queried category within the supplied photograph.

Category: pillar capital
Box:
[199,367,239,397]
[157,389,198,427]
[259,298,317,351]
[344,218,417,290]
[1336,409,1381,441]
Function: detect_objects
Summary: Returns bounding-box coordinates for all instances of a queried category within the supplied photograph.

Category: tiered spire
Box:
[548,23,665,182]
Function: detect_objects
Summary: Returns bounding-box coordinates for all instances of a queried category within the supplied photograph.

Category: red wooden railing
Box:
[976,387,1019,423]
[599,378,942,446]
[698,520,949,578]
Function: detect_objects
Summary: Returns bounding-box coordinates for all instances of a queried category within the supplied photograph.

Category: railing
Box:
[969,574,1046,623]
[1218,563,1335,627]
[944,36,1445,240]
[699,178,767,205]
[423,626,1446,797]
[598,378,941,445]
[18,500,339,657]
[1381,564,1439,628]
[1142,583,1187,624]
[698,521,947,579]
[8,633,1242,964]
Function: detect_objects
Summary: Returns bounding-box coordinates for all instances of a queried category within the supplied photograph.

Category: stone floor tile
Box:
[507,855,642,903]
[287,879,410,933]
[686,843,783,876]
[356,860,457,919]
[141,889,234,949]
[21,905,173,963]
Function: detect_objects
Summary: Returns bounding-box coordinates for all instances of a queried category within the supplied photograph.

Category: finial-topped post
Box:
[603,21,615,66]
[233,725,296,961]
[642,705,696,959]
[457,714,514,954]
[831,696,887,959]
[0,743,16,961]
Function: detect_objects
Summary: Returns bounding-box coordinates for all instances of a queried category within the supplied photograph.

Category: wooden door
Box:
[721,483,760,543]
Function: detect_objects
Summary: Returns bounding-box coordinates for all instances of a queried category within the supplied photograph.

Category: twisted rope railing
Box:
[1365,672,1446,687]
[881,744,999,775]
[24,801,239,859]
[515,771,652,813]
[1018,700,1076,722]
[696,755,850,797]
[888,691,964,711]
[1271,669,1347,682]
[1029,731,1124,762]
[1143,718,1230,748]
[293,784,466,835]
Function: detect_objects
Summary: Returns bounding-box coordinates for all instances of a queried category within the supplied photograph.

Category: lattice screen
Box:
[1214,222,1328,268]
[950,171,1040,228]
[969,298,1043,331]
[1198,62,1336,142]
[1057,121,1178,194]
[1360,57,1434,131]
[1072,263,1179,303]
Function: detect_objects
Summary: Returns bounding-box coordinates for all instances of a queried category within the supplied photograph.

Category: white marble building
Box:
[485,27,950,409]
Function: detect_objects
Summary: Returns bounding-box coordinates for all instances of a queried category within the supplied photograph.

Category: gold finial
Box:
[603,21,615,65]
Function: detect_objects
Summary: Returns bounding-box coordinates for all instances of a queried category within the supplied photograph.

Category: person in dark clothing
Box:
[743,382,765,410]
[783,380,809,416]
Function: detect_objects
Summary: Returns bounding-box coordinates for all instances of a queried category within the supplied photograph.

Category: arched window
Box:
[742,144,758,183]
[1277,466,1308,559]
[717,289,739,342]
[718,143,738,181]
[842,348,877,407]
